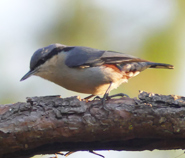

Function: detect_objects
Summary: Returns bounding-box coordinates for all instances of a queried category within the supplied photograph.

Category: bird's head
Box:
[20,43,66,81]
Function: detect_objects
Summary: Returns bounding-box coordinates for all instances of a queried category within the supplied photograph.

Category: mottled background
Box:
[0,0,184,158]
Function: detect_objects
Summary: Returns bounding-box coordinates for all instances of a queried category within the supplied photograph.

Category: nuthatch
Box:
[21,43,174,104]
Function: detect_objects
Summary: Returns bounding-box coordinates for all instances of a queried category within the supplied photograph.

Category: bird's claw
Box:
[93,96,102,100]
[53,150,104,158]
[108,93,129,99]
[92,93,129,106]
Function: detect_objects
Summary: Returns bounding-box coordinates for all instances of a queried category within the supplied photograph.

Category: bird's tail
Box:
[148,62,174,69]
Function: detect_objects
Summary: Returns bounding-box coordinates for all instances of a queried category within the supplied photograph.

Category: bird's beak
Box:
[20,69,37,81]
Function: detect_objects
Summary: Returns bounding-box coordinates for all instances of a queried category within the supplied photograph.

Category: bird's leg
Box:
[83,94,95,102]
[50,152,64,158]
[85,83,128,105]
[84,82,113,105]
[89,150,105,158]
[102,82,112,105]
[93,96,102,100]
[54,150,104,158]
[107,93,129,99]
[64,151,76,157]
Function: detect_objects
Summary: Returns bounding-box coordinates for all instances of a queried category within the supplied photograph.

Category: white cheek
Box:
[34,55,60,77]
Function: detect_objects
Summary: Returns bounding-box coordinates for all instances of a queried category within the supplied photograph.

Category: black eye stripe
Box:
[31,47,64,70]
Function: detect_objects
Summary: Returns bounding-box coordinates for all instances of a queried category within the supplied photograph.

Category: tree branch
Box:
[1,91,185,158]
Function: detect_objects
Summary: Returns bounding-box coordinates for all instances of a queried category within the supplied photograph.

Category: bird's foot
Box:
[107,93,129,100]
[83,94,95,102]
[87,92,129,106]
[93,93,129,106]
[53,150,104,158]
[93,96,102,100]
[64,151,76,157]
[89,150,105,158]
[92,94,108,105]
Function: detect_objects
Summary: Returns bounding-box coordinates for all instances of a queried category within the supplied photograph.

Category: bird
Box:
[20,43,174,104]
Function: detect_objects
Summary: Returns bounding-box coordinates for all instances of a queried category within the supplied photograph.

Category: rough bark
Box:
[0,91,185,158]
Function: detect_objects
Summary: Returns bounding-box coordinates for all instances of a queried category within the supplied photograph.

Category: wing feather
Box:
[64,46,104,67]
[64,47,146,68]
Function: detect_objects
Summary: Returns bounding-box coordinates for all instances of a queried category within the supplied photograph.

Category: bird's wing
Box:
[100,51,148,64]
[64,46,148,68]
[64,46,104,67]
